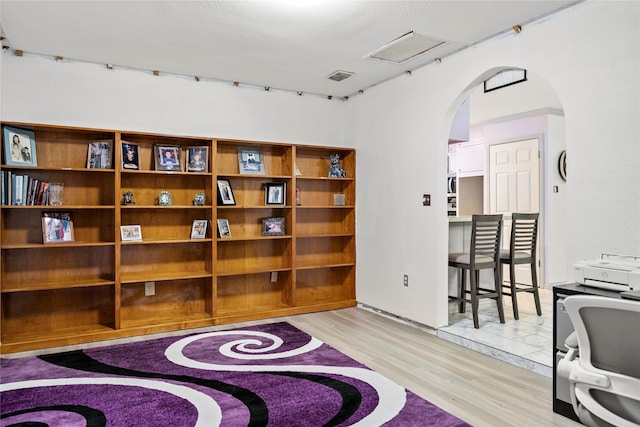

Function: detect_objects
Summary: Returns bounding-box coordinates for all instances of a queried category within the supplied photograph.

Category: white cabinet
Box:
[452,141,484,177]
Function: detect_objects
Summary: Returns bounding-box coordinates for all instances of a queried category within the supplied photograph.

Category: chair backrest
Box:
[509,212,539,259]
[470,214,503,264]
[564,295,640,426]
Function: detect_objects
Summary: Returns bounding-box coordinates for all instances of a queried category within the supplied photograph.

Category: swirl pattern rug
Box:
[1,322,470,426]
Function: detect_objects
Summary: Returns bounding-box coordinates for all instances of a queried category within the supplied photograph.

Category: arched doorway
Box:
[441,68,567,373]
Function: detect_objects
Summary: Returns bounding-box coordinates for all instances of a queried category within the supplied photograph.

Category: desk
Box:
[552,283,638,421]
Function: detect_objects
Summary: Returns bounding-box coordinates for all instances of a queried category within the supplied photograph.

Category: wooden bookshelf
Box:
[0,123,356,353]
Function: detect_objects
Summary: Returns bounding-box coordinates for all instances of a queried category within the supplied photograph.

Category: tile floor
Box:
[437,286,554,377]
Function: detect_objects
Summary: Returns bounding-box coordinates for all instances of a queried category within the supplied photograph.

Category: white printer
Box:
[573,253,640,292]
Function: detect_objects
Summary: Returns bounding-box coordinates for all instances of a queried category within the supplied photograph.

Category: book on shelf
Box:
[0,172,53,206]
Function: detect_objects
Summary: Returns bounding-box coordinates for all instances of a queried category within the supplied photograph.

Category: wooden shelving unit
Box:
[0,123,356,353]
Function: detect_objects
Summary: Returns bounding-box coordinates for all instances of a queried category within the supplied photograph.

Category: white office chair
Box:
[557,295,640,427]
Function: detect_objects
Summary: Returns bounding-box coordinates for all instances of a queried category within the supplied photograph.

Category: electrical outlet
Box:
[423,194,431,206]
[403,274,409,287]
[144,281,155,296]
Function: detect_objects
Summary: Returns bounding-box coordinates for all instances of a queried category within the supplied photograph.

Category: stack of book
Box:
[1,171,52,206]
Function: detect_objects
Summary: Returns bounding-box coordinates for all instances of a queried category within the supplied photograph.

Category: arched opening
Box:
[440,67,567,371]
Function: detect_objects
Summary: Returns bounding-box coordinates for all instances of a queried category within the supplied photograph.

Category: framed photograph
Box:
[261,217,285,236]
[265,182,286,206]
[190,219,208,239]
[3,126,37,167]
[216,219,232,238]
[87,140,113,169]
[238,147,265,175]
[121,142,140,170]
[120,225,142,242]
[216,179,236,205]
[187,146,209,172]
[42,212,74,244]
[155,145,181,171]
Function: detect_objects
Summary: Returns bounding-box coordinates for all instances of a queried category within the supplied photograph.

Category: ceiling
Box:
[0,1,581,99]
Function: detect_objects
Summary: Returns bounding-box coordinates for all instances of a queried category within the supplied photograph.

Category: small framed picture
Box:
[155,145,181,171]
[217,179,236,205]
[3,126,37,167]
[87,140,113,169]
[120,225,142,242]
[217,219,232,238]
[265,182,286,206]
[238,147,265,175]
[42,212,74,243]
[190,219,208,239]
[187,146,209,172]
[122,142,140,170]
[261,217,285,236]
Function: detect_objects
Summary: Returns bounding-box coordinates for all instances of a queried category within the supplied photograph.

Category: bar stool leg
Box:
[458,268,467,313]
[495,266,505,324]
[510,263,519,320]
[470,269,480,329]
[531,261,542,316]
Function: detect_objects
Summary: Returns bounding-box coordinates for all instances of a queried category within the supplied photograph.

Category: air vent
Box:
[367,31,444,64]
[328,70,354,82]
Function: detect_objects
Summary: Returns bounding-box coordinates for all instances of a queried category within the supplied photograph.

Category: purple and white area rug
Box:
[1,322,470,426]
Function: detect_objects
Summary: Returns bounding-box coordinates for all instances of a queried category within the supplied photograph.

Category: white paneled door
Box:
[489,138,540,285]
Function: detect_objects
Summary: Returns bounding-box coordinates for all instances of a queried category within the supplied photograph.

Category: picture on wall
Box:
[155,145,181,171]
[3,126,37,167]
[121,142,140,170]
[87,141,113,169]
[237,147,265,175]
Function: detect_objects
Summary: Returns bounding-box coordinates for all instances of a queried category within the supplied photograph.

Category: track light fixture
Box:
[405,70,412,76]
[106,64,114,70]
[233,81,239,87]
[195,76,200,82]
[513,25,522,33]
[297,91,303,96]
[434,58,442,64]
[264,86,270,91]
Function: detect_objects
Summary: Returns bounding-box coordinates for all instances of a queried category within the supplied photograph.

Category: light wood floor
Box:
[4,307,581,426]
[282,307,580,427]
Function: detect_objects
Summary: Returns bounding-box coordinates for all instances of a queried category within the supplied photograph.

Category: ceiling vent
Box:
[328,70,355,82]
[367,31,444,64]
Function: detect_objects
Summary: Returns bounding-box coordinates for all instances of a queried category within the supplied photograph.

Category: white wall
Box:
[1,2,638,329]
[0,55,346,146]
[347,1,639,327]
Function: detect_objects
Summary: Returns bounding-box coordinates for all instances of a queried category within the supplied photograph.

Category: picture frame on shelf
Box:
[190,219,208,239]
[41,212,74,244]
[120,225,142,242]
[261,217,285,236]
[121,142,140,170]
[333,193,346,206]
[155,145,181,171]
[237,147,265,175]
[217,219,232,238]
[216,179,236,205]
[265,182,286,206]
[87,140,113,169]
[3,126,37,167]
[187,146,209,172]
